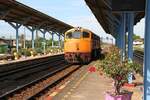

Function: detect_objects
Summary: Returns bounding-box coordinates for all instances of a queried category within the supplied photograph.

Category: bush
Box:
[100,46,140,95]
[35,48,43,54]
[13,51,21,59]
[20,49,31,57]
[28,48,37,56]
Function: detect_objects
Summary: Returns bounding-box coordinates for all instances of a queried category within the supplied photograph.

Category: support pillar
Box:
[115,33,120,48]
[144,0,150,99]
[52,32,54,47]
[58,34,61,47]
[115,38,117,46]
[127,13,134,61]
[119,13,126,61]
[8,22,22,52]
[118,33,122,49]
[26,26,35,49]
[40,30,47,54]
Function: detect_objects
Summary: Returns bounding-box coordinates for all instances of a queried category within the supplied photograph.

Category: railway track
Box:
[0,54,64,73]
[0,54,71,99]
[0,55,64,80]
[134,50,143,58]
[28,65,81,100]
[0,64,80,100]
[133,50,144,63]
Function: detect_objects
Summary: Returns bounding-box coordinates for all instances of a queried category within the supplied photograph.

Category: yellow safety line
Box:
[49,92,58,97]
[74,72,89,88]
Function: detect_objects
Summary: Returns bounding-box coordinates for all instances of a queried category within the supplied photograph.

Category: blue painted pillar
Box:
[59,34,61,47]
[8,23,22,52]
[31,30,35,49]
[116,26,122,49]
[115,34,118,47]
[127,13,134,61]
[144,0,150,99]
[16,25,19,52]
[118,32,121,49]
[52,32,54,47]
[40,29,47,54]
[43,32,46,54]
[119,13,126,61]
[115,32,121,48]
[115,38,117,46]
[26,27,35,49]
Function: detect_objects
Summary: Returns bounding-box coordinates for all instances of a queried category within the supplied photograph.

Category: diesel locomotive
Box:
[64,27,101,63]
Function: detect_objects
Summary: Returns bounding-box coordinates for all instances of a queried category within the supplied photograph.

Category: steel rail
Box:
[0,63,72,99]
[0,57,64,79]
[27,65,81,100]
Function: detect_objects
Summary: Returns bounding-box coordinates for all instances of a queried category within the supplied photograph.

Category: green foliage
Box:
[35,48,43,54]
[133,34,141,40]
[0,45,8,54]
[35,37,59,49]
[126,34,141,42]
[20,48,31,56]
[28,48,37,56]
[46,47,63,54]
[13,51,21,59]
[12,48,17,53]
[13,48,38,57]
[100,46,140,95]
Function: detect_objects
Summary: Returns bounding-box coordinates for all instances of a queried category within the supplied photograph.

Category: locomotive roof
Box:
[65,27,100,38]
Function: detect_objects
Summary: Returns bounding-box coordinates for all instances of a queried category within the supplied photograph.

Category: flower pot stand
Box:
[124,83,136,87]
[105,92,132,100]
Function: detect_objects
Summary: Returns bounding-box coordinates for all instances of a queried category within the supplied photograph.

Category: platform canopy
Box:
[85,0,145,36]
[0,0,73,33]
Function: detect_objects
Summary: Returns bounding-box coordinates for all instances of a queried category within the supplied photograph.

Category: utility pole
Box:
[23,27,26,49]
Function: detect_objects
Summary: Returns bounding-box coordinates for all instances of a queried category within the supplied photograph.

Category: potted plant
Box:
[28,48,37,57]
[12,48,21,60]
[100,46,139,100]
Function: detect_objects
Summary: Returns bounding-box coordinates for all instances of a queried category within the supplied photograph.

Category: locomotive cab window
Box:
[83,32,89,38]
[66,32,72,38]
[66,31,81,39]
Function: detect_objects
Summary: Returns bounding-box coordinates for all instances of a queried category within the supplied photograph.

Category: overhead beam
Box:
[0,9,11,20]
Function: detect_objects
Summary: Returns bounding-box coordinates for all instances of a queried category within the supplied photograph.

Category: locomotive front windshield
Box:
[66,31,81,39]
[66,31,89,39]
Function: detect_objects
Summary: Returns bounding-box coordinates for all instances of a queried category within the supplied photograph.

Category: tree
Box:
[133,34,140,41]
[126,34,141,42]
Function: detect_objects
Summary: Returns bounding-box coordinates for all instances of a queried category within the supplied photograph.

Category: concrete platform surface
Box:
[53,71,142,100]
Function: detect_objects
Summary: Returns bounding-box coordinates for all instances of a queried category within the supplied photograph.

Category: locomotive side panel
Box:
[91,33,101,58]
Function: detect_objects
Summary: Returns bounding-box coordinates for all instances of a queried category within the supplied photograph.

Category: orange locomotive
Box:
[64,27,101,63]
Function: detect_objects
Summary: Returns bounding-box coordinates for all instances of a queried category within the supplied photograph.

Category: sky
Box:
[0,0,145,42]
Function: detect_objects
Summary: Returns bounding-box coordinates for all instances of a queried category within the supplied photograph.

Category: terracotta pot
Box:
[105,92,132,100]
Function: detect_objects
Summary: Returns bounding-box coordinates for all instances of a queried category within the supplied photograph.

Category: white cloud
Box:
[134,18,145,38]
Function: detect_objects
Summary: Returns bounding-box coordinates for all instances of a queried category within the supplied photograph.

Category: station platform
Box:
[51,64,143,100]
[0,53,63,65]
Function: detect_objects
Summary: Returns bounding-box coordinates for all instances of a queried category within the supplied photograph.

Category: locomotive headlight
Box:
[75,27,81,31]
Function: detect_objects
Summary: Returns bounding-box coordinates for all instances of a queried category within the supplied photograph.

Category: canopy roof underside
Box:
[0,0,73,34]
[85,0,145,36]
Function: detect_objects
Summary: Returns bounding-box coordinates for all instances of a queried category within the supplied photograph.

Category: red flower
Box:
[116,75,122,80]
